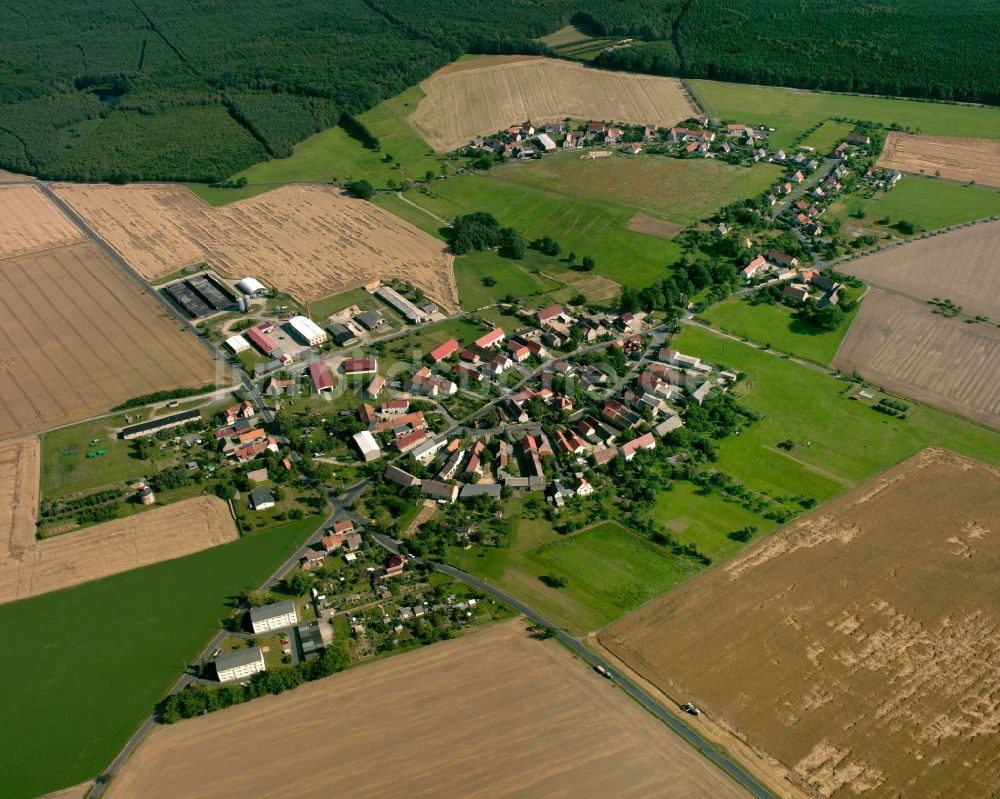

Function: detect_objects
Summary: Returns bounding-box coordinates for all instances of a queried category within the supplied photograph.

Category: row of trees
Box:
[158,638,349,723]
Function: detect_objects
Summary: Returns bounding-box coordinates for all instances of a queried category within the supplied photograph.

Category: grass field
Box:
[454,250,562,310]
[797,120,854,154]
[698,288,863,366]
[235,87,443,188]
[491,152,784,226]
[371,191,448,239]
[672,325,1000,499]
[183,183,276,207]
[693,80,1000,151]
[397,174,684,288]
[830,177,1000,237]
[651,481,778,562]
[456,506,699,635]
[0,517,320,799]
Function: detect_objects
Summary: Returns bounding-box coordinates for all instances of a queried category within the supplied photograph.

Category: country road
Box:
[370,532,777,799]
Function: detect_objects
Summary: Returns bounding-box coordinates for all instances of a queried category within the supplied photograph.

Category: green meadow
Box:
[693,80,1000,150]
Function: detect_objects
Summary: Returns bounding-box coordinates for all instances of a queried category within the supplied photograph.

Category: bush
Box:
[346,179,374,200]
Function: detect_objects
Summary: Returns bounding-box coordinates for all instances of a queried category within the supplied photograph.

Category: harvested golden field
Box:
[0,242,218,440]
[0,439,40,564]
[878,132,1000,188]
[108,621,747,799]
[833,289,1000,429]
[0,184,83,258]
[839,220,1000,319]
[626,212,684,239]
[0,496,237,604]
[409,56,697,152]
[52,183,457,309]
[601,448,1000,799]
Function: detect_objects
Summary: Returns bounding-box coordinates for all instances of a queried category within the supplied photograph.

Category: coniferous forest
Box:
[0,0,995,182]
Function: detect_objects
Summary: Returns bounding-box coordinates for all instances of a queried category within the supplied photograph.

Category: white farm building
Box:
[236,277,268,296]
[288,315,328,346]
[225,334,250,354]
[353,430,382,462]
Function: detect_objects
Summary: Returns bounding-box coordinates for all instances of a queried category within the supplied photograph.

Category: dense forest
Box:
[0,0,996,182]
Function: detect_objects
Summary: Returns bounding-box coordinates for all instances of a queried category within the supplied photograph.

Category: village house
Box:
[741,254,770,280]
[619,432,656,461]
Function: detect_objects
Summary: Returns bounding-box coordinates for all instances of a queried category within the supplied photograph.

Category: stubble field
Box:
[0,184,83,258]
[0,240,217,440]
[839,219,1000,319]
[409,56,697,153]
[0,495,238,604]
[0,439,40,567]
[108,621,747,799]
[832,289,1000,429]
[878,132,1000,188]
[52,183,458,309]
[600,448,1000,799]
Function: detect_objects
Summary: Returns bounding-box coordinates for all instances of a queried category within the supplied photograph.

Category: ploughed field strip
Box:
[878,132,1000,189]
[832,289,1000,430]
[408,56,697,153]
[0,240,217,440]
[51,183,458,310]
[839,219,1000,320]
[0,496,238,604]
[0,184,83,258]
[601,448,1000,799]
[107,621,748,799]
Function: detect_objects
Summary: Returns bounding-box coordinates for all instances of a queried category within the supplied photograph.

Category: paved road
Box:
[370,533,775,799]
[771,158,836,220]
[88,478,369,799]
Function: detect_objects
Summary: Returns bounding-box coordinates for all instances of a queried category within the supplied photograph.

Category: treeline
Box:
[112,384,216,411]
[595,0,999,105]
[1,0,995,181]
[158,639,348,723]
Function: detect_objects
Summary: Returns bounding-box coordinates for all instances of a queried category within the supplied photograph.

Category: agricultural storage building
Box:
[165,282,212,318]
[352,430,382,462]
[120,409,201,440]
[236,277,267,297]
[308,360,334,393]
[375,285,424,323]
[328,323,358,347]
[288,315,328,346]
[225,335,250,353]
[355,310,387,331]
[343,357,377,375]
[245,325,280,356]
[187,274,233,311]
[215,646,266,682]
[249,600,297,633]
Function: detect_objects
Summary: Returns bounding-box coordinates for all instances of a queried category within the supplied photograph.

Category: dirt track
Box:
[832,289,1000,430]
[409,56,696,152]
[0,439,40,564]
[839,219,1000,319]
[51,183,458,310]
[600,448,1000,799]
[0,184,83,258]
[108,621,748,799]
[0,241,218,440]
[0,496,238,604]
[878,132,1000,188]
